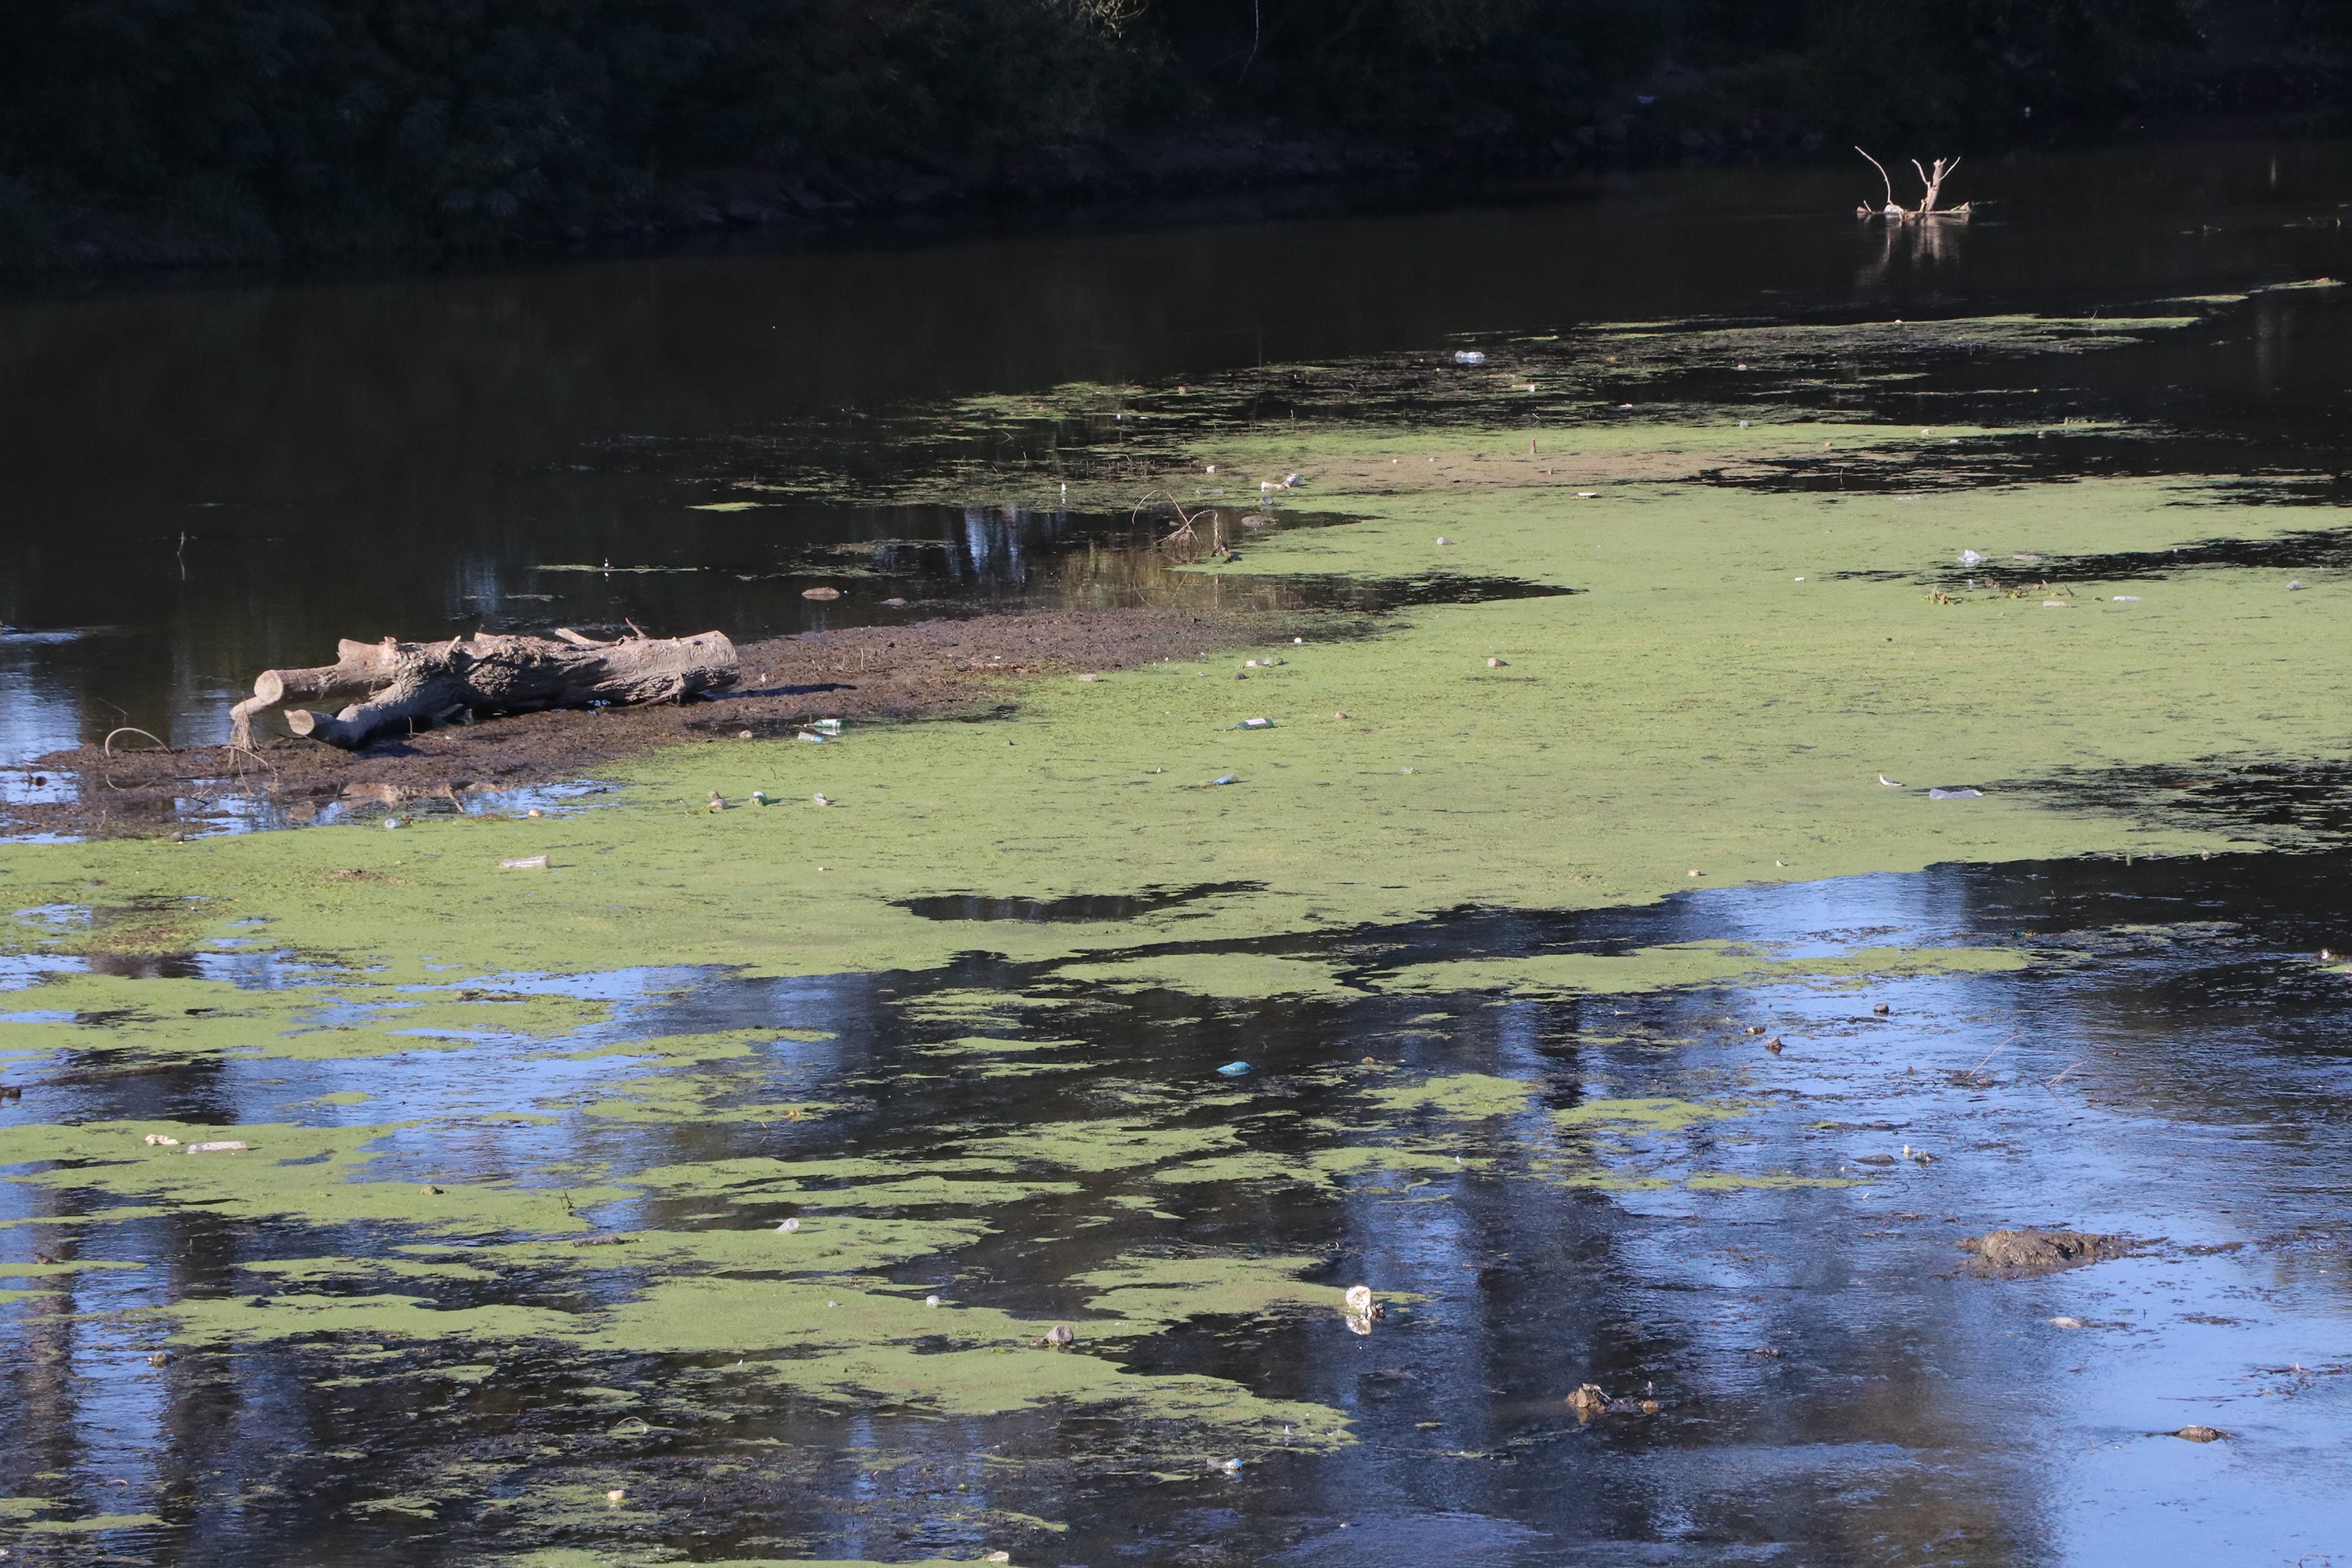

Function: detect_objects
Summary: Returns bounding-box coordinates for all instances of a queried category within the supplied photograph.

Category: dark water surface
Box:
[2,139,2351,759]
[5,142,2352,1566]
[5,851,2352,1563]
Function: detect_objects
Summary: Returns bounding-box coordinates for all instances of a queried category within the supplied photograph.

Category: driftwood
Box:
[230,629,738,750]
[1854,147,1972,221]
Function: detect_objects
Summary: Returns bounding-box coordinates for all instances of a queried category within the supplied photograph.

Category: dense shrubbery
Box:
[0,0,2330,254]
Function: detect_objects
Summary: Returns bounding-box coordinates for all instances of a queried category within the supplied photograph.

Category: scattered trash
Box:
[1738,419,1750,429]
[1212,1457,1244,1475]
[143,1134,180,1147]
[1452,350,1486,365]
[811,719,842,735]
[1436,536,1456,546]
[737,729,754,740]
[1035,1323,1075,1348]
[185,1141,249,1154]
[776,1217,800,1232]
[1959,550,1988,566]
[2165,1425,2228,1443]
[1902,1145,1936,1164]
[1927,787,1984,800]
[1792,575,1805,582]
[1203,775,1240,787]
[499,855,550,869]
[1958,1229,2132,1274]
[383,817,405,830]
[1243,656,1284,667]
[750,790,770,806]
[1217,1061,1252,1076]
[811,793,832,807]
[2048,1316,2085,1329]
[802,586,843,600]
[925,1294,942,1308]
[2113,594,2142,601]
[1577,491,1598,499]
[1234,717,1275,730]
[1486,657,1508,667]
[1878,775,1903,788]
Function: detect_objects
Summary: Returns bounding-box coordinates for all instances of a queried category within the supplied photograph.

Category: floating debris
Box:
[499,855,550,869]
[925,1294,942,1308]
[1234,717,1275,730]
[811,793,832,807]
[1878,775,1903,788]
[2049,1316,2085,1329]
[2168,1425,2228,1443]
[1452,350,1486,365]
[776,1217,800,1233]
[1216,1061,1252,1077]
[185,1141,249,1154]
[1927,787,1984,800]
[1959,1229,2132,1274]
[1566,1384,1610,1418]
[802,586,843,600]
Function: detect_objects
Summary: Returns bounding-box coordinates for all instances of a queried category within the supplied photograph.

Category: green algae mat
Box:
[5,297,2352,1562]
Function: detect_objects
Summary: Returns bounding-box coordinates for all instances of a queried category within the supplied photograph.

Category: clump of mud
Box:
[1958,1229,2134,1274]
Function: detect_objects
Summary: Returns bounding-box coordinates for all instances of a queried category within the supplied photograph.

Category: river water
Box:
[3,143,2352,1566]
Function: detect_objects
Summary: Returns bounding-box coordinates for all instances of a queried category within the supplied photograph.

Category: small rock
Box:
[1872,1003,1890,1015]
[1639,1399,1662,1414]
[802,586,843,600]
[925,1294,942,1308]
[1566,1384,1610,1417]
[737,729,753,740]
[1036,1323,1075,1348]
[1853,1153,1899,1167]
[986,1554,1012,1564]
[2287,581,2305,591]
[1765,1037,1784,1054]
[2048,1316,2085,1329]
[881,597,908,608]
[1343,1284,1385,1320]
[2169,1425,2228,1443]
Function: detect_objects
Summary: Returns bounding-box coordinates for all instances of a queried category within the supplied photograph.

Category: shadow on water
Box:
[898,881,1267,924]
[3,846,2352,1561]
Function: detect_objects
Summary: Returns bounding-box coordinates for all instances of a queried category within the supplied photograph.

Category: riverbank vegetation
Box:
[0,0,2340,263]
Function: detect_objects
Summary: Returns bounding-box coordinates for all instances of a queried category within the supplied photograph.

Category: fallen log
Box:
[230,629,737,750]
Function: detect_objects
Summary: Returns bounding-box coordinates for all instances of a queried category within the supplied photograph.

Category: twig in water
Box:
[1857,146,1897,212]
